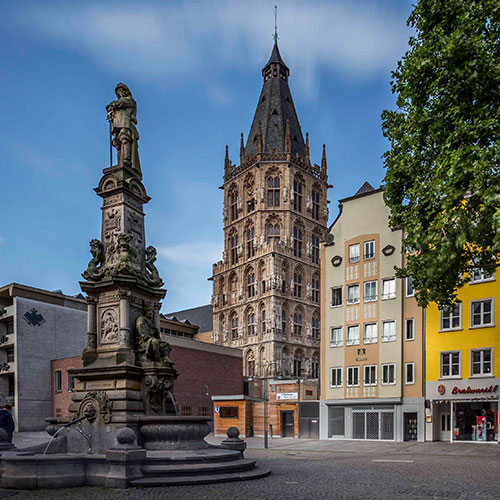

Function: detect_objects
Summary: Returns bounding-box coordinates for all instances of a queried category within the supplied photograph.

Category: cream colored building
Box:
[320,183,425,441]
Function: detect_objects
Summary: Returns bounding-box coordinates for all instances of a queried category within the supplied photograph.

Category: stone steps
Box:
[142,458,257,477]
[130,466,271,487]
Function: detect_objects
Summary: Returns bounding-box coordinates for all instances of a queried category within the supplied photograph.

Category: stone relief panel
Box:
[99,307,120,345]
[103,207,122,266]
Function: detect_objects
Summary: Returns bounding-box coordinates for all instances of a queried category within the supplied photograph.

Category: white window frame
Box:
[346,366,360,387]
[348,244,360,264]
[405,363,415,385]
[440,351,461,379]
[439,303,462,331]
[363,323,378,344]
[381,278,396,300]
[470,298,494,328]
[405,318,415,341]
[330,367,343,388]
[346,284,360,305]
[381,363,396,385]
[364,240,375,260]
[470,259,495,284]
[346,325,360,346]
[363,365,377,386]
[363,280,377,302]
[470,348,493,377]
[330,327,343,348]
[406,276,414,297]
[330,287,343,307]
[381,320,396,342]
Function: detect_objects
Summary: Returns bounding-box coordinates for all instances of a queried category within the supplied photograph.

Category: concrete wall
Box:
[15,297,86,430]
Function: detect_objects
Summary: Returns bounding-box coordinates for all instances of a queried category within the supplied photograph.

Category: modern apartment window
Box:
[331,287,342,307]
[347,284,360,305]
[312,189,320,220]
[68,374,75,392]
[330,367,343,388]
[382,320,396,342]
[471,348,492,376]
[311,235,320,264]
[381,278,396,300]
[346,325,360,346]
[293,180,303,212]
[55,370,62,392]
[440,304,461,331]
[364,240,375,260]
[347,366,360,387]
[330,327,343,347]
[470,299,494,328]
[405,318,415,341]
[364,323,378,344]
[381,364,396,385]
[6,349,14,363]
[405,363,415,384]
[406,276,414,297]
[364,281,377,302]
[6,322,14,335]
[440,351,461,378]
[293,227,303,258]
[364,365,377,386]
[348,244,360,263]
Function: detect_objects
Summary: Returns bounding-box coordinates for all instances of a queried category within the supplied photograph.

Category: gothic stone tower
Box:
[211,43,330,395]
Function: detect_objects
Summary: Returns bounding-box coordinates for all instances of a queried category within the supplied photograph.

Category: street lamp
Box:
[248,360,283,449]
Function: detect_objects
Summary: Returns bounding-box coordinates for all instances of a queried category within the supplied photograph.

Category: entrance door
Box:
[281,410,295,437]
[404,413,418,441]
[440,411,451,441]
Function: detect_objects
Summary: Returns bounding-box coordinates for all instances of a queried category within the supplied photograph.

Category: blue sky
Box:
[0,0,413,312]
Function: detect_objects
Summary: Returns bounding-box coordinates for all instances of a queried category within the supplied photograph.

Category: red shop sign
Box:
[451,384,498,395]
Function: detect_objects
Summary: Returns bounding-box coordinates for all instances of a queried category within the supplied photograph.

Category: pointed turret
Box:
[245,43,305,157]
[321,144,327,173]
[240,132,245,164]
[224,145,231,175]
[305,132,310,163]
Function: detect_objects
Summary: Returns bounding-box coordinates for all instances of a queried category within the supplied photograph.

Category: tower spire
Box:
[273,5,279,46]
[321,144,327,173]
[240,132,246,164]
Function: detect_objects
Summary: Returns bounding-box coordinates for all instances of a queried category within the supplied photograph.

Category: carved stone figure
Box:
[79,390,113,423]
[114,233,136,275]
[82,239,104,281]
[106,83,141,171]
[135,308,173,365]
[144,246,163,287]
[100,308,119,344]
[143,374,176,414]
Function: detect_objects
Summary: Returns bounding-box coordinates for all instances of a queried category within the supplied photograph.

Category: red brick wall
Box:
[51,356,82,417]
[170,345,243,425]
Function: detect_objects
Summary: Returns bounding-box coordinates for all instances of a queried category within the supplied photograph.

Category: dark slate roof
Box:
[355,181,375,196]
[164,304,213,333]
[245,44,305,157]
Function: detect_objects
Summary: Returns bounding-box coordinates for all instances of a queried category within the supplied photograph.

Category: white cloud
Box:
[157,241,222,268]
[18,0,411,95]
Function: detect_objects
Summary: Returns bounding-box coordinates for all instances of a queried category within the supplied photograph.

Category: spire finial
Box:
[305,132,310,162]
[240,132,245,164]
[273,5,279,45]
[321,144,327,172]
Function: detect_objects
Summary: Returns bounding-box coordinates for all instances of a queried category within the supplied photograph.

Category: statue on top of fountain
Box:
[135,307,173,366]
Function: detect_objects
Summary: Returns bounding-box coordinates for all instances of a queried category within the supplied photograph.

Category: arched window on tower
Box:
[293,350,303,377]
[230,233,239,265]
[247,227,255,258]
[230,312,239,340]
[293,178,303,212]
[260,304,266,336]
[246,268,256,298]
[311,188,320,220]
[246,350,255,377]
[219,277,226,306]
[230,190,238,221]
[311,234,320,264]
[293,227,302,258]
[267,177,280,207]
[311,272,320,303]
[312,352,320,379]
[246,308,256,336]
[267,223,280,243]
[293,270,302,298]
[282,304,288,334]
[312,312,320,340]
[293,308,303,336]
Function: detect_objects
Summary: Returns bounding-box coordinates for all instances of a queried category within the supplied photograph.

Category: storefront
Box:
[426,379,500,443]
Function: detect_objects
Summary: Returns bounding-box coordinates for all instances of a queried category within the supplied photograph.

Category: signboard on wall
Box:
[277,392,298,401]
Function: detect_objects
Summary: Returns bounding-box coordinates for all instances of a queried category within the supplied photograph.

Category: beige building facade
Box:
[211,42,329,396]
[320,184,425,441]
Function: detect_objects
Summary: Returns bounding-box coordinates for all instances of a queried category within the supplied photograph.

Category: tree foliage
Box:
[382,0,500,307]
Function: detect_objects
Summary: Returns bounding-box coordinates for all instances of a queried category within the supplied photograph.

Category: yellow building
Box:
[425,268,499,442]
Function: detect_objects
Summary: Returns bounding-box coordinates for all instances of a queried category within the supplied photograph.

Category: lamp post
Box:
[248,360,282,449]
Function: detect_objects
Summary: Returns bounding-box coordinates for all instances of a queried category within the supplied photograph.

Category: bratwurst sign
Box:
[451,385,498,395]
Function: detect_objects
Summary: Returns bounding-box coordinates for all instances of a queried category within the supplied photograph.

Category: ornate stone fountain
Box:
[0,84,270,489]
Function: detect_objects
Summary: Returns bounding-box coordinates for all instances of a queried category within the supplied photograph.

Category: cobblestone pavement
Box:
[0,447,498,499]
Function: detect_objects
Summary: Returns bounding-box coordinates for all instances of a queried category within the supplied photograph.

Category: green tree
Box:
[382,0,500,307]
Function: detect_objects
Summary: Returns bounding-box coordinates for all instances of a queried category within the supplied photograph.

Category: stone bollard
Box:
[104,428,146,488]
[220,427,247,457]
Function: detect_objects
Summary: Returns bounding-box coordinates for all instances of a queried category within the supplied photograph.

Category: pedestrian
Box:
[0,404,15,443]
